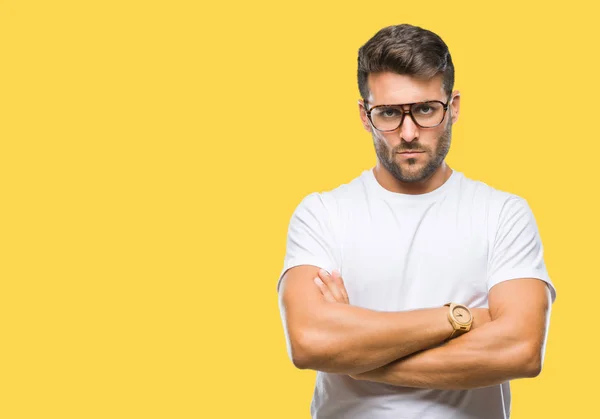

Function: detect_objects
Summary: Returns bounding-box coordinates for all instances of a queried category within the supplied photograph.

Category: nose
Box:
[399,112,419,143]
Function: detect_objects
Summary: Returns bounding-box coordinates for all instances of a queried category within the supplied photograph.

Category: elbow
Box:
[518,344,543,378]
[289,328,330,370]
[290,336,312,370]
[524,352,543,378]
[291,353,312,370]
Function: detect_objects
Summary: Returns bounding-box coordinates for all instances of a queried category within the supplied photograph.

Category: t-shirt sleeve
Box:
[277,192,339,292]
[487,197,557,303]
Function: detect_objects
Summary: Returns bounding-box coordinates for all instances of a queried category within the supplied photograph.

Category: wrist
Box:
[440,306,455,337]
[444,303,473,340]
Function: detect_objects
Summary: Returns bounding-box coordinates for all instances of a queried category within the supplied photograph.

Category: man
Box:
[277,24,556,419]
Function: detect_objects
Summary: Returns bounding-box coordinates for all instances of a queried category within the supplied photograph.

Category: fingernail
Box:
[314,277,323,285]
[319,269,329,276]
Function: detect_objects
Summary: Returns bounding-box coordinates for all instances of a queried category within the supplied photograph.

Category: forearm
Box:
[286,303,454,375]
[353,318,539,389]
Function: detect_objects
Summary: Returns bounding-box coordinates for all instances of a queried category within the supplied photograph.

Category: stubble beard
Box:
[373,123,452,183]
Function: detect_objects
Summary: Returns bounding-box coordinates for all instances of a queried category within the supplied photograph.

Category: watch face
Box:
[452,306,472,324]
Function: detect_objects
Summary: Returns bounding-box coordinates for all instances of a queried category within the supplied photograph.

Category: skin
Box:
[314,269,551,389]
[278,71,552,388]
[358,72,460,195]
[279,265,492,375]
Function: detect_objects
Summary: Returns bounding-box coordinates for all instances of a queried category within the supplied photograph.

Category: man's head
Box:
[357,24,460,185]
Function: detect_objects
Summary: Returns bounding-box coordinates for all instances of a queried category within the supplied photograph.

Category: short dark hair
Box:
[357,24,454,101]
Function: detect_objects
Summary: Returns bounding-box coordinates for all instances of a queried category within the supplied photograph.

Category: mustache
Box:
[393,143,427,153]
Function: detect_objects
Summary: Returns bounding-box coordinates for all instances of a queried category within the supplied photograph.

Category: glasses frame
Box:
[364,99,450,131]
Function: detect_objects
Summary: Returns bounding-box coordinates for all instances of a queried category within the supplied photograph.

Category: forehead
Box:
[367,72,445,105]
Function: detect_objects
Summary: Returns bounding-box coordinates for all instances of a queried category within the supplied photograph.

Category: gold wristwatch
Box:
[444,303,473,339]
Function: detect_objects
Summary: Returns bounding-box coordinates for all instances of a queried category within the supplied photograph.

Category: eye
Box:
[377,107,401,118]
[413,104,433,115]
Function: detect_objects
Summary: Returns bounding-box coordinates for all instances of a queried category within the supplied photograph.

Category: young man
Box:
[277,24,556,419]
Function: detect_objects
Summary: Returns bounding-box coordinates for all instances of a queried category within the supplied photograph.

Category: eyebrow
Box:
[376,100,441,106]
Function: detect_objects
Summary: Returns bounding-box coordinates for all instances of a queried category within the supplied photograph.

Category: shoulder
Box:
[457,175,545,256]
[450,173,540,242]
[454,172,530,213]
[292,169,372,217]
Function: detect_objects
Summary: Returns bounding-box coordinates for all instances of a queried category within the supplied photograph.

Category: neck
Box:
[373,162,453,195]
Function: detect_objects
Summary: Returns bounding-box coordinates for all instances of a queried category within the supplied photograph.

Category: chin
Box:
[402,163,433,179]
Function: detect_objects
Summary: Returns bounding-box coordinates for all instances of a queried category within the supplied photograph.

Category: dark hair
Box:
[357,24,454,101]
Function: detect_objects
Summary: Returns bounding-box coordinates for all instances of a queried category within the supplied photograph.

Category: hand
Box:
[314,268,349,304]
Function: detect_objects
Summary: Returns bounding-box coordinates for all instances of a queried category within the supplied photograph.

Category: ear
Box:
[358,100,373,132]
[450,91,460,124]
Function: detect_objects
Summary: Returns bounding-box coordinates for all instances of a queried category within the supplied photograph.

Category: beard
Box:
[373,122,452,183]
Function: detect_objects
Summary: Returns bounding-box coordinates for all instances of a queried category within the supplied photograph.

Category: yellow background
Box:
[0,1,596,417]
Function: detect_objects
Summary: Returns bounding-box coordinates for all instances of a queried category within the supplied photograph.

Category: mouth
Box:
[398,151,425,156]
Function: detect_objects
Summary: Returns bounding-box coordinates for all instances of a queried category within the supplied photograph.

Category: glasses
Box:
[365,100,449,131]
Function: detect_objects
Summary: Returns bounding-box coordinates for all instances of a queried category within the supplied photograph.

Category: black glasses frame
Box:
[364,100,450,131]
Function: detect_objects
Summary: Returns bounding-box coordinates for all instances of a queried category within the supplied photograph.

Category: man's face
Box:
[359,72,460,183]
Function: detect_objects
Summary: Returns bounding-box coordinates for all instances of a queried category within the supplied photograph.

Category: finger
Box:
[314,277,336,303]
[319,269,344,303]
[331,270,349,303]
[331,269,349,304]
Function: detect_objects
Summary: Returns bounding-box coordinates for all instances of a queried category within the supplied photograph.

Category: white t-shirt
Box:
[278,168,556,419]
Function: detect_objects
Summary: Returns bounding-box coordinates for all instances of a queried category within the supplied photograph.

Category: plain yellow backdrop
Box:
[0,1,597,418]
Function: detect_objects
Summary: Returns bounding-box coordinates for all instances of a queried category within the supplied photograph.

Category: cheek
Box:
[379,132,401,149]
[422,130,445,149]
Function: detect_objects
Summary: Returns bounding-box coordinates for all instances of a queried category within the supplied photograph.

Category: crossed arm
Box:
[278,265,552,389]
